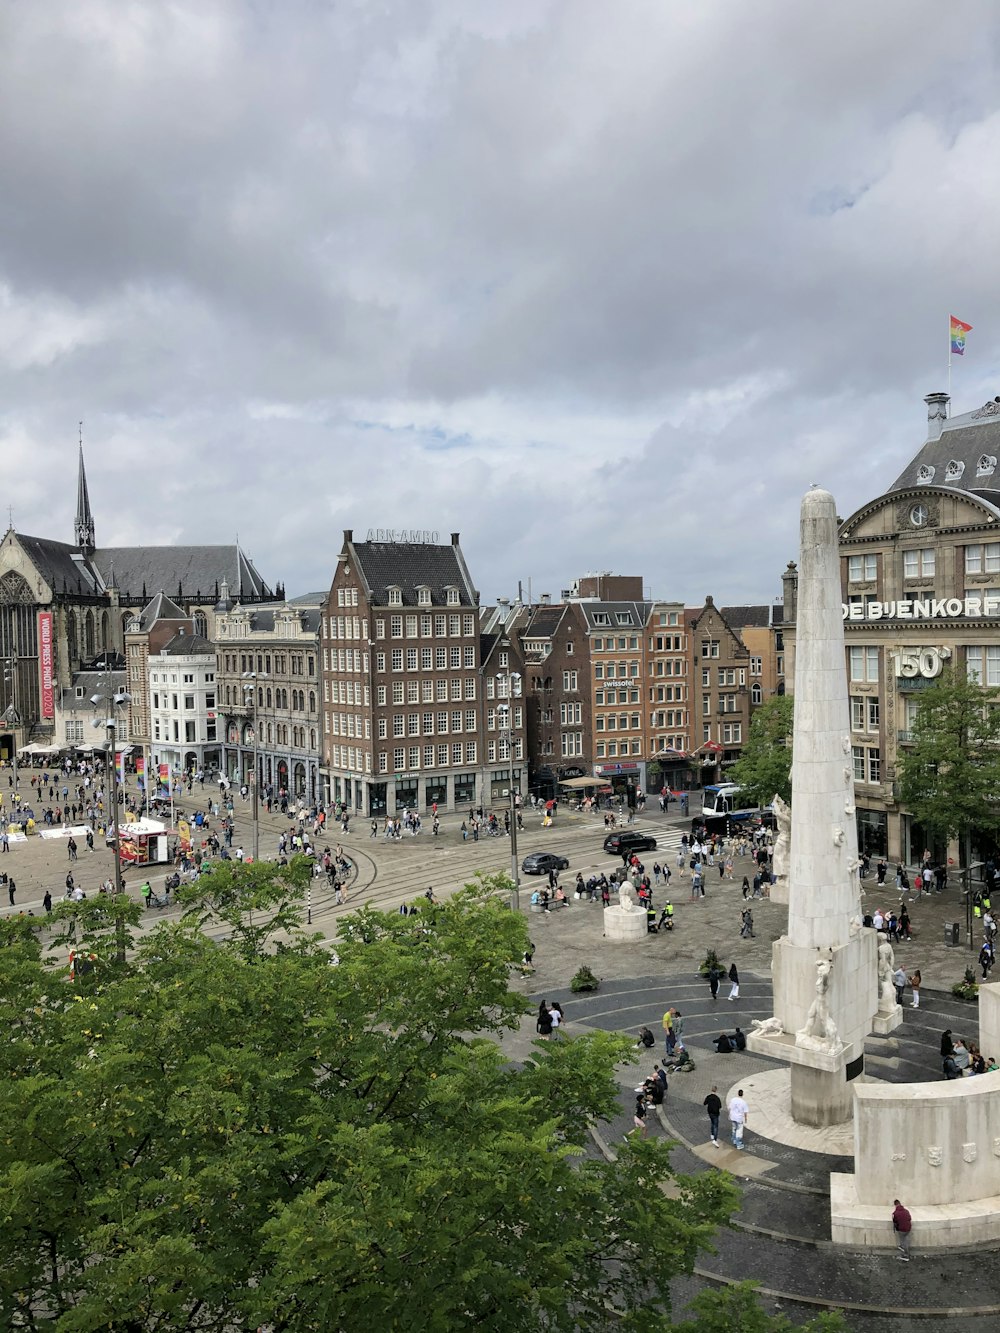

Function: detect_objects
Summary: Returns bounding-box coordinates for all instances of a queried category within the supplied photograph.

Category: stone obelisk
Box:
[747,487,877,1126]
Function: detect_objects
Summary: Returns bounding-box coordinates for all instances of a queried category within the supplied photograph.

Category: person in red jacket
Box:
[892,1199,912,1260]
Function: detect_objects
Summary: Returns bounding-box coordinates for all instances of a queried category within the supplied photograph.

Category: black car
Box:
[521,851,570,876]
[603,831,657,856]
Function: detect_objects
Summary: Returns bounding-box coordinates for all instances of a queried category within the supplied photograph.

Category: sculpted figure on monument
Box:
[796,956,840,1048]
[751,1016,784,1036]
[619,882,636,912]
[771,793,790,883]
[877,940,897,1009]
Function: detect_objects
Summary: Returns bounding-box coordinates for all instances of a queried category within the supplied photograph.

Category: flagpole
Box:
[948,316,952,405]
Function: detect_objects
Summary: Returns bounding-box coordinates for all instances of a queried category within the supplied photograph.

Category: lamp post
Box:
[3,650,19,800]
[92,684,131,961]
[242,671,267,863]
[496,671,522,911]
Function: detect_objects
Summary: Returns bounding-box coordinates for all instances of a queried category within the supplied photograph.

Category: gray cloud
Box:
[1,0,999,606]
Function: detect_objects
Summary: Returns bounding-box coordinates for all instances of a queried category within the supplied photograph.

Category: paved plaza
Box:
[4,785,997,1326]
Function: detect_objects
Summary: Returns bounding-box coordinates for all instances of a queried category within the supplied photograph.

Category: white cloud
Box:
[2,0,1000,606]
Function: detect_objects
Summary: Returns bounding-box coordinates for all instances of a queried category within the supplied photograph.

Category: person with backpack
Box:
[728,962,740,1001]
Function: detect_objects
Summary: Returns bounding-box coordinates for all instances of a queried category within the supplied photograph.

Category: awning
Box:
[558,776,609,790]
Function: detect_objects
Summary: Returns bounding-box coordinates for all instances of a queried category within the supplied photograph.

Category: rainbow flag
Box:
[951,315,972,356]
[135,756,144,778]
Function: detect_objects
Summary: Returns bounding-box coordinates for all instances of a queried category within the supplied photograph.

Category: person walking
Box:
[728,962,740,1001]
[632,1093,648,1138]
[708,966,720,1001]
[6,877,14,906]
[704,1085,722,1147]
[728,1088,749,1149]
[42,889,52,914]
[892,1199,912,1261]
[893,963,907,1005]
[536,1002,553,1041]
[908,968,922,1009]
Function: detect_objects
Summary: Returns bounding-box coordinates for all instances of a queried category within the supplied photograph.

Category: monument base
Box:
[871,1004,903,1035]
[791,1062,852,1126]
[603,905,647,943]
[831,1173,1000,1249]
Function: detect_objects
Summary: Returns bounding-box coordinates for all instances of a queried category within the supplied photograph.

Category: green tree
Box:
[674,1284,845,1332]
[729,695,794,808]
[0,869,813,1330]
[898,667,1000,862]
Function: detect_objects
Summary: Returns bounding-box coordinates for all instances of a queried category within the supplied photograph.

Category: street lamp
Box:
[496,671,522,911]
[242,671,268,863]
[91,687,132,901]
[3,651,20,801]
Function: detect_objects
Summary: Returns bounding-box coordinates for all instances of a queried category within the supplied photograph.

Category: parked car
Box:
[603,831,657,856]
[521,851,570,876]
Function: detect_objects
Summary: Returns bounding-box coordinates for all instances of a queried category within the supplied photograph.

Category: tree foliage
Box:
[0,866,812,1330]
[897,668,1000,849]
[729,695,794,808]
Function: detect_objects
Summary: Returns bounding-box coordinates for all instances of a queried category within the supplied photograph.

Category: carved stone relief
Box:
[927,1146,943,1167]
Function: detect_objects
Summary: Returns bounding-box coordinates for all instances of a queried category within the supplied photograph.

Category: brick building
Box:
[320,532,523,815]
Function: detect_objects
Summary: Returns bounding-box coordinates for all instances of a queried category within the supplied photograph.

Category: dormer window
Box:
[446,586,460,606]
[388,586,402,606]
[417,586,431,606]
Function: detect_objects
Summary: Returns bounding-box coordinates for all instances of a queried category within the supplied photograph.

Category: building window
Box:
[965,543,1000,575]
[562,670,578,691]
[967,645,1000,686]
[406,649,418,671]
[902,548,935,579]
[751,683,762,705]
[388,587,402,606]
[722,722,742,744]
[701,640,720,658]
[848,554,878,581]
[446,588,460,606]
[418,587,431,605]
[849,646,879,682]
[393,748,405,770]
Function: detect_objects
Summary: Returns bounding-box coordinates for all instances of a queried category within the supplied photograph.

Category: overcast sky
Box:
[3,1,1000,607]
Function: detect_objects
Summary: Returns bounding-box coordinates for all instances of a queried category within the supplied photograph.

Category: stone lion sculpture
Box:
[751,1016,784,1036]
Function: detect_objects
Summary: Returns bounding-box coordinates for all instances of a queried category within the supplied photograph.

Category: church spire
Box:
[75,422,95,553]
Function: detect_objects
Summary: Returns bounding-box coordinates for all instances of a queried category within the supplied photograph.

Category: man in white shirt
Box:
[728,1089,749,1149]
[872,908,884,931]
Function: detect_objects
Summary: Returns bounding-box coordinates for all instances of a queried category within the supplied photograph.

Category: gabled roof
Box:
[523,606,565,638]
[136,591,188,630]
[347,537,477,608]
[158,631,215,657]
[719,605,772,630]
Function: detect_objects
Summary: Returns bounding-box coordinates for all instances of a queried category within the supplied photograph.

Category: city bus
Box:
[701,783,760,820]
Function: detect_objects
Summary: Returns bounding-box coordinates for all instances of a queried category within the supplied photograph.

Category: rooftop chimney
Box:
[924,392,949,442]
[343,529,353,544]
[451,532,460,546]
[540,592,551,605]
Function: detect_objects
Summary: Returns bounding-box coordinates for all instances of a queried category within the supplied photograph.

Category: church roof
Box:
[16,534,104,595]
[91,545,269,602]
